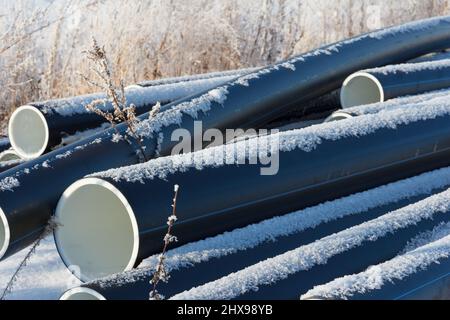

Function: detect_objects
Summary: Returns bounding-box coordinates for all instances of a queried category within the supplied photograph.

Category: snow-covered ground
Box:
[0,237,79,300]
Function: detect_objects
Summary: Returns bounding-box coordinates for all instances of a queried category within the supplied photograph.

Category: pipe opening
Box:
[8,106,49,159]
[324,111,354,122]
[340,72,384,108]
[60,288,106,300]
[0,150,21,162]
[0,208,10,259]
[55,178,139,282]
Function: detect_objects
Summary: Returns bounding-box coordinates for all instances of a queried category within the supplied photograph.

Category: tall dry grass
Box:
[0,0,449,133]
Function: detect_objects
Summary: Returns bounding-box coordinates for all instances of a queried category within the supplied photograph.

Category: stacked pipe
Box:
[301,227,450,300]
[340,59,450,108]
[51,94,450,283]
[8,69,253,160]
[59,166,450,300]
[1,16,449,262]
[166,187,450,300]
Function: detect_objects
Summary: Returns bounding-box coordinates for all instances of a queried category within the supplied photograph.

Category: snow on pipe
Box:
[301,230,450,300]
[340,59,450,108]
[136,67,260,88]
[8,72,246,160]
[54,98,450,282]
[1,15,450,261]
[167,188,450,300]
[59,166,450,300]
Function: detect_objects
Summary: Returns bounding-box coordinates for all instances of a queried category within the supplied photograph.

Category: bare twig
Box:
[82,38,148,162]
[149,184,180,300]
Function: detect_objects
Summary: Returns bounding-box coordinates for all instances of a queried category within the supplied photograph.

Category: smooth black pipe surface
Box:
[341,59,450,108]
[300,234,450,300]
[395,260,450,300]
[346,257,450,300]
[0,138,10,154]
[1,16,450,261]
[54,100,450,282]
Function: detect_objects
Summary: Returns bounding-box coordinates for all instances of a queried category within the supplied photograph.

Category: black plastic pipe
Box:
[59,181,448,300]
[60,187,450,300]
[137,68,259,88]
[300,235,450,300]
[1,16,450,261]
[0,138,10,154]
[7,73,245,159]
[340,59,450,108]
[225,201,450,300]
[0,159,23,174]
[394,259,450,300]
[53,101,450,282]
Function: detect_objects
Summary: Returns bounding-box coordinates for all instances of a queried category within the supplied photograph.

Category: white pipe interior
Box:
[324,111,354,122]
[8,106,49,159]
[0,208,10,260]
[60,288,106,300]
[55,178,139,282]
[340,72,384,108]
[0,150,21,162]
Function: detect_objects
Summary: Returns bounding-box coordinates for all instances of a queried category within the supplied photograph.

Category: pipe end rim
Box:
[8,105,49,159]
[60,287,106,300]
[340,72,385,108]
[0,207,10,260]
[55,177,140,282]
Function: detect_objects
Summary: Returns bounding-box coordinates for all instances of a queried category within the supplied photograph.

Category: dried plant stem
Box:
[82,38,149,162]
[150,184,180,300]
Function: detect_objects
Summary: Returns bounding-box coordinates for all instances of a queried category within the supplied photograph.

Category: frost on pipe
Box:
[59,166,450,300]
[137,67,260,87]
[3,16,450,261]
[341,59,450,108]
[169,188,450,300]
[301,230,450,300]
[8,73,242,159]
[55,100,450,282]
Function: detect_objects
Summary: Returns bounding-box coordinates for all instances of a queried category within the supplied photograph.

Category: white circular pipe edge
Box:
[60,287,106,300]
[54,177,140,282]
[340,72,385,108]
[8,105,50,159]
